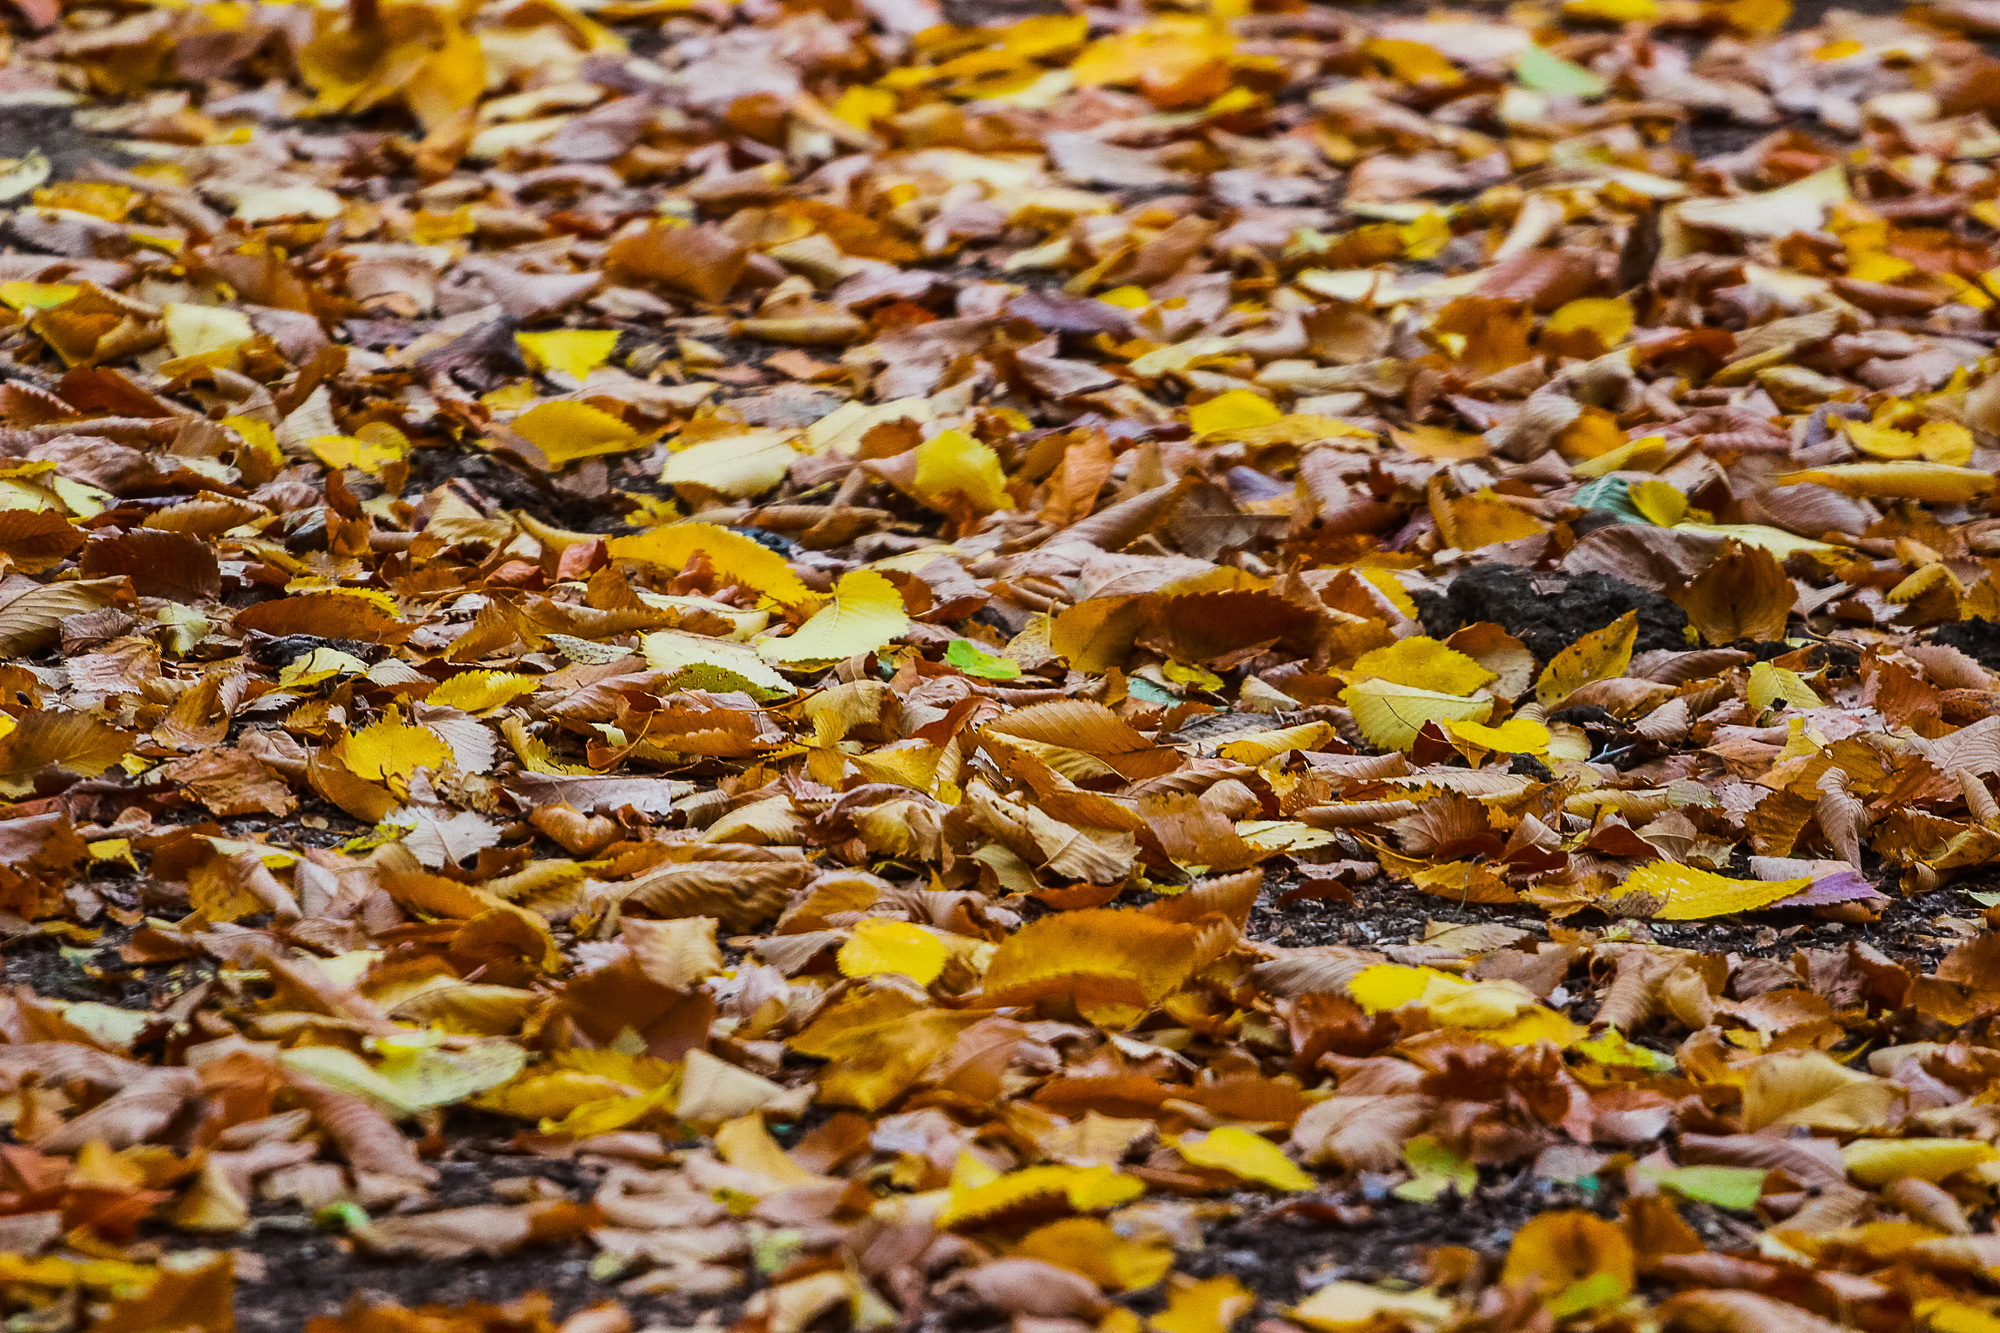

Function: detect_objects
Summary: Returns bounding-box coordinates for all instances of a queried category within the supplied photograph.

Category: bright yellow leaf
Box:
[516,329,620,381]
[510,401,644,466]
[340,713,451,787]
[1153,1276,1255,1333]
[942,1158,1144,1228]
[837,918,950,985]
[1171,1126,1315,1192]
[912,429,1011,515]
[311,430,407,476]
[1542,297,1634,356]
[1189,389,1281,435]
[608,522,817,610]
[1445,717,1551,755]
[1350,637,1497,696]
[758,570,909,668]
[1843,1138,1998,1186]
[0,282,78,311]
[1747,660,1820,711]
[429,670,540,713]
[1623,861,1809,920]
[1628,479,1688,526]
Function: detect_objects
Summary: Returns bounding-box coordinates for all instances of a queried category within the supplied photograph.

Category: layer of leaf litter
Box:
[11,0,2000,1329]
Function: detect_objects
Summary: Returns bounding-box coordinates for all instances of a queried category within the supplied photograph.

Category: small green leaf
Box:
[946,638,1022,680]
[1515,45,1608,99]
[1572,476,1649,524]
[1549,1270,1626,1319]
[1640,1164,1766,1211]
[1392,1135,1479,1202]
[315,1200,370,1233]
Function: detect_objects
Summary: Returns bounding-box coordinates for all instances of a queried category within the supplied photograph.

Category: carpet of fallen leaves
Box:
[24,0,2000,1329]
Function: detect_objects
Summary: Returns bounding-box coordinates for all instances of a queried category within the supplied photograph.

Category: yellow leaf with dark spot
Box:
[509,400,644,466]
[516,329,619,380]
[609,522,817,609]
[1623,861,1808,920]
[1535,610,1637,705]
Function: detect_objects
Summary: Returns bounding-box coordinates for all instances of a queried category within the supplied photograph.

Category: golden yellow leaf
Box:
[791,990,986,1111]
[982,908,1199,1024]
[516,329,620,380]
[510,401,644,466]
[1535,610,1637,705]
[1189,389,1281,435]
[1679,543,1794,645]
[339,714,451,789]
[837,918,950,985]
[1499,1210,1634,1302]
[912,429,1012,515]
[758,570,909,668]
[1541,297,1633,358]
[942,1157,1144,1228]
[1564,0,1656,19]
[1843,1138,1997,1186]
[311,431,407,477]
[1152,1276,1255,1333]
[1349,637,1497,696]
[1171,1126,1315,1192]
[1409,860,1518,904]
[1434,489,1549,549]
[1627,479,1688,526]
[428,670,540,714]
[1445,717,1551,755]
[1014,1218,1175,1291]
[608,522,817,609]
[1776,461,1995,503]
[1622,861,1809,920]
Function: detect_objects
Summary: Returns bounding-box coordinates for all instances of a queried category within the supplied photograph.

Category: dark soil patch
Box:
[1414,565,1692,661]
[233,1140,734,1332]
[1250,873,1977,971]
[403,446,631,534]
[0,104,130,178]
[0,921,211,1008]
[1928,618,2000,670]
[1181,1174,1628,1301]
